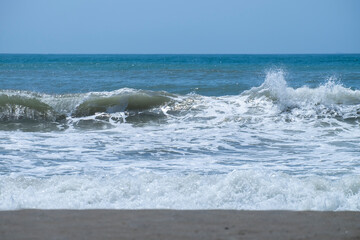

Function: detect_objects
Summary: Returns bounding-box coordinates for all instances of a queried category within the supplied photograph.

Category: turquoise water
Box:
[1,54,359,95]
[1,54,360,210]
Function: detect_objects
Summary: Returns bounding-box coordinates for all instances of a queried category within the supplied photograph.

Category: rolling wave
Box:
[1,70,360,131]
[0,89,175,129]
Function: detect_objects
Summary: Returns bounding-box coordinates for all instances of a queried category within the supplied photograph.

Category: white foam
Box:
[0,171,359,210]
[1,71,360,210]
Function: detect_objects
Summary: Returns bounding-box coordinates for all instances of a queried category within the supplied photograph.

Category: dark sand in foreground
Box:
[0,210,359,240]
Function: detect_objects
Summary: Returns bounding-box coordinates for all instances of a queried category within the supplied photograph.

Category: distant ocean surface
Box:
[1,54,360,210]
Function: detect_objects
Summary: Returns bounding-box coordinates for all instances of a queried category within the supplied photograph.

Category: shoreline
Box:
[1,210,359,240]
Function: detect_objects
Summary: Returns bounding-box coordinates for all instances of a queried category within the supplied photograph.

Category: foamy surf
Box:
[1,57,360,211]
[1,170,359,210]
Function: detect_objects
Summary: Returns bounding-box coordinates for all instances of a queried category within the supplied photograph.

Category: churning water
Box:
[1,54,360,210]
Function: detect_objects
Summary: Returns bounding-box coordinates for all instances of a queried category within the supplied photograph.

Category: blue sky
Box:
[0,0,359,54]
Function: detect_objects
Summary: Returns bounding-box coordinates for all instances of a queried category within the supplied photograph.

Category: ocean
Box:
[0,54,360,210]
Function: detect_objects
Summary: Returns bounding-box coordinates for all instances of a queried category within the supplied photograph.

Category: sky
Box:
[0,0,359,54]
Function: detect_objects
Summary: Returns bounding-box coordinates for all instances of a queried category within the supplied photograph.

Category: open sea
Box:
[0,54,360,210]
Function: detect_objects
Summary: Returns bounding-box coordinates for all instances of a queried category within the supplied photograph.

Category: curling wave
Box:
[0,94,57,121]
[0,89,175,129]
[1,70,360,131]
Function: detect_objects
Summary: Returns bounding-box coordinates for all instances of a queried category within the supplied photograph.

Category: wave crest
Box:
[239,70,360,121]
[73,92,171,117]
[1,72,360,131]
[0,94,58,121]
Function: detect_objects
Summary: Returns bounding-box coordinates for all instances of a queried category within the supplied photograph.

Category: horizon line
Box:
[1,52,360,55]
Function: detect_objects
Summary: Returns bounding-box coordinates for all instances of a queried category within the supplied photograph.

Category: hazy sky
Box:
[0,0,359,54]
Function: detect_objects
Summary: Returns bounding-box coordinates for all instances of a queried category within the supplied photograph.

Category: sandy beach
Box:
[0,210,359,240]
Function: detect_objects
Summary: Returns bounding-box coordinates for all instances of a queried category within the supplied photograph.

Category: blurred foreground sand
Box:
[0,210,359,240]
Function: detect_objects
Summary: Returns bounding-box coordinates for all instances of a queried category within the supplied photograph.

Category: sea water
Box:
[0,54,360,210]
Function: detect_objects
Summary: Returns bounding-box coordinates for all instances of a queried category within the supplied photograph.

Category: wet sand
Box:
[0,210,359,240]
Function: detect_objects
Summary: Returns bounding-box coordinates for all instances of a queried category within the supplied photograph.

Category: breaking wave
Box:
[1,70,360,131]
[0,94,57,121]
[0,89,174,130]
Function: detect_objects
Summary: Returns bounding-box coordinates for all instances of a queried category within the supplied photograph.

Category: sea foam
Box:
[1,171,359,210]
[1,70,360,210]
